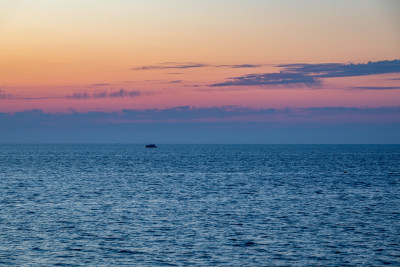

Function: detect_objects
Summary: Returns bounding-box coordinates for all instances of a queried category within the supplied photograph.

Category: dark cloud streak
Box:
[66,89,142,100]
[211,72,320,87]
[1,89,143,101]
[166,80,183,84]
[211,59,400,87]
[131,62,208,70]
[279,60,400,78]
[131,62,264,71]
[0,90,61,100]
[216,64,263,68]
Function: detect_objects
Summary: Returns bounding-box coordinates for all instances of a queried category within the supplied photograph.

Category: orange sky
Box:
[1,0,399,112]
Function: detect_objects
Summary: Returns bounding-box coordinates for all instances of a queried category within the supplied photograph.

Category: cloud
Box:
[0,90,13,99]
[1,89,143,101]
[5,105,396,124]
[211,59,400,87]
[67,92,91,100]
[131,62,264,71]
[0,90,62,100]
[131,62,208,70]
[2,106,399,143]
[0,90,57,100]
[211,72,319,87]
[109,89,141,98]
[351,86,400,90]
[279,60,400,78]
[166,80,183,84]
[66,89,142,100]
[216,64,263,68]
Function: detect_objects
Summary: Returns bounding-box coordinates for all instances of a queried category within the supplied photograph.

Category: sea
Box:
[0,144,399,266]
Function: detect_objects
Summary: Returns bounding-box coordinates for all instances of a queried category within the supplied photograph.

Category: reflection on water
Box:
[0,145,399,265]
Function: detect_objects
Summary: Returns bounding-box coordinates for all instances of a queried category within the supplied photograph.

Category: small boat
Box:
[146,144,157,148]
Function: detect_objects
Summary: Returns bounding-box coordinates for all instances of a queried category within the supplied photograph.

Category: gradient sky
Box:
[1,0,400,143]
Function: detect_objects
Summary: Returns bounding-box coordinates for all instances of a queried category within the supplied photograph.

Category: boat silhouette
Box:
[145,144,157,148]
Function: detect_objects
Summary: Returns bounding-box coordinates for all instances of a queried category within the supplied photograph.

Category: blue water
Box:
[0,145,399,266]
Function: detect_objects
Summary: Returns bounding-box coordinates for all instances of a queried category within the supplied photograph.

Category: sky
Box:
[1,0,400,143]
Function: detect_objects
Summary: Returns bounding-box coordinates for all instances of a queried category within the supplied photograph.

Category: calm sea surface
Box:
[0,145,399,266]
